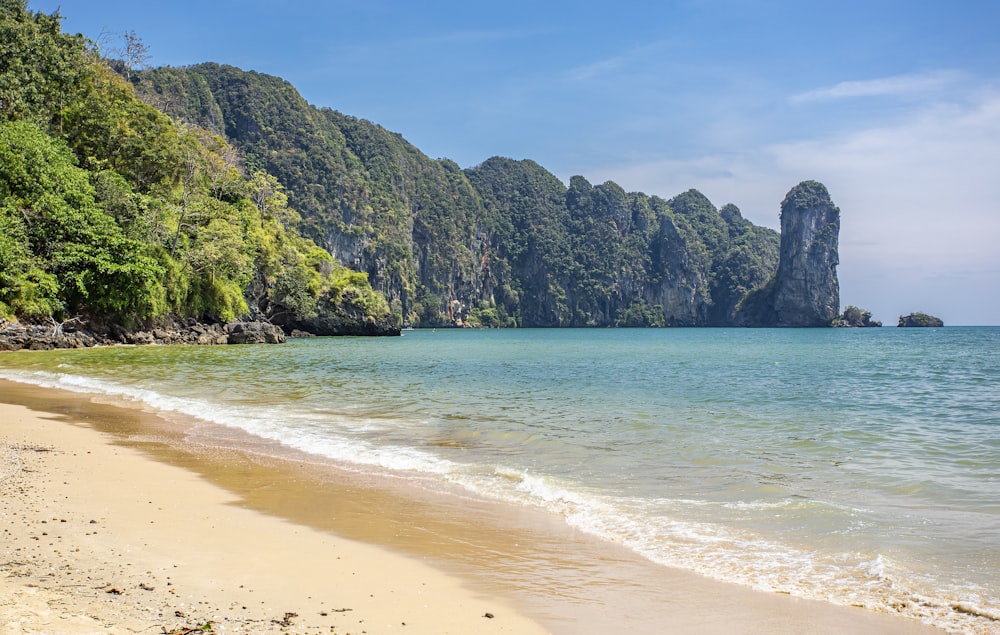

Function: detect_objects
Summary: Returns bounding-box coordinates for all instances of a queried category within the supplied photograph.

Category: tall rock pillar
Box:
[772,180,840,326]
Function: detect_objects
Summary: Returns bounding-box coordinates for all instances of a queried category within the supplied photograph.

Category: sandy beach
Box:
[0,381,946,635]
[0,394,547,634]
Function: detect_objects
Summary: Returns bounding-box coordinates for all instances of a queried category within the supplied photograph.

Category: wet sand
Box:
[0,380,944,634]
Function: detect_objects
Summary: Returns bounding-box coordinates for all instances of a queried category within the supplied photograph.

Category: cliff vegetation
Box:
[134,63,784,327]
[3,3,854,333]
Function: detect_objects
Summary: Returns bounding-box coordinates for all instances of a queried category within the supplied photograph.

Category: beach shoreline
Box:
[0,386,546,634]
[0,380,946,634]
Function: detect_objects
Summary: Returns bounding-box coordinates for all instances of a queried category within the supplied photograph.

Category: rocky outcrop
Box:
[897,312,943,327]
[735,181,840,327]
[835,306,882,327]
[225,322,287,344]
[272,289,401,336]
[772,181,840,326]
[0,319,285,352]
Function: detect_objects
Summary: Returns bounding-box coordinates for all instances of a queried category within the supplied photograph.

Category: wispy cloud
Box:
[790,70,968,104]
[565,40,670,83]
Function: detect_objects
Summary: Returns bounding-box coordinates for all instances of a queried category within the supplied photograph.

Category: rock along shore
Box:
[0,319,287,352]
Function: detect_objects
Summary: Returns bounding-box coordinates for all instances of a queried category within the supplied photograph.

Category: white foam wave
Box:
[0,369,455,477]
[443,466,1000,634]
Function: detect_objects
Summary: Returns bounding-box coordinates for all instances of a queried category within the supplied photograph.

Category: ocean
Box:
[1,327,998,633]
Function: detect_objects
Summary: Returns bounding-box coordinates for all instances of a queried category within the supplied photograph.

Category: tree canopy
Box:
[0,2,392,331]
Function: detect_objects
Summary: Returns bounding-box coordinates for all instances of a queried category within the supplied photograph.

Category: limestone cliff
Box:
[138,65,782,328]
[645,211,711,326]
[773,181,841,326]
[735,181,840,327]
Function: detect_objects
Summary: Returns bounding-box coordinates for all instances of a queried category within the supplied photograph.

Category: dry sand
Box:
[0,383,947,635]
[0,400,545,634]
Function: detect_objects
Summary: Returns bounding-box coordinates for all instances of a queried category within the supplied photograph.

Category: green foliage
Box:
[466,157,575,326]
[1,2,790,331]
[670,189,728,258]
[0,210,62,319]
[709,205,780,324]
[62,64,183,191]
[0,2,92,131]
[466,302,515,328]
[0,120,166,319]
[326,267,389,317]
[615,302,666,327]
[1,3,786,331]
[0,4,393,331]
[780,180,836,217]
[273,264,319,320]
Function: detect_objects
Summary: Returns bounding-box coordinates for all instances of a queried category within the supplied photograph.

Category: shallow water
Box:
[2,327,998,632]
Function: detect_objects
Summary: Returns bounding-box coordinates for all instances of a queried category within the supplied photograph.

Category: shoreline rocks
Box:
[0,319,287,352]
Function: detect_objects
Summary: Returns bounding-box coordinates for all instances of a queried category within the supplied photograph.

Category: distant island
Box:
[1,3,889,342]
[835,306,882,327]
[898,312,944,327]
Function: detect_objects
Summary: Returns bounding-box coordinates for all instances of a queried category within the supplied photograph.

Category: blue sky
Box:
[30,1,1000,324]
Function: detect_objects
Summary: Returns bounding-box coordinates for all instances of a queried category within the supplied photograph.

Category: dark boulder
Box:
[225,321,287,344]
[897,312,944,327]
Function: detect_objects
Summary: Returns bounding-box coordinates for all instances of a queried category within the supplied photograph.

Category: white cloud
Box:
[790,70,969,104]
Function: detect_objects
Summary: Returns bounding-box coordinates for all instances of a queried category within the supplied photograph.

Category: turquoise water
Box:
[2,328,998,632]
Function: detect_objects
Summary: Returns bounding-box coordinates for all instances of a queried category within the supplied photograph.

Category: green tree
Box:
[0,120,165,320]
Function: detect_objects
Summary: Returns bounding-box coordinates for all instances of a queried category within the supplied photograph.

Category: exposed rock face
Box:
[645,213,711,326]
[773,181,840,326]
[734,181,840,327]
[898,312,944,327]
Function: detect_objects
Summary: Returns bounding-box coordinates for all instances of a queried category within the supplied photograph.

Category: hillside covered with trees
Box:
[135,63,781,327]
[0,1,394,337]
[3,2,793,332]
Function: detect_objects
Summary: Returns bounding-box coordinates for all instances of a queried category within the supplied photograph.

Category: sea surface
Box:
[2,327,998,632]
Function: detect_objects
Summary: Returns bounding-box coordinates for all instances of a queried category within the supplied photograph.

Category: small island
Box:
[897,312,944,327]
[835,306,882,327]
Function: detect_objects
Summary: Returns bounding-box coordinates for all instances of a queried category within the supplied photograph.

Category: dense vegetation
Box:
[2,3,791,330]
[134,64,781,327]
[0,1,392,332]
